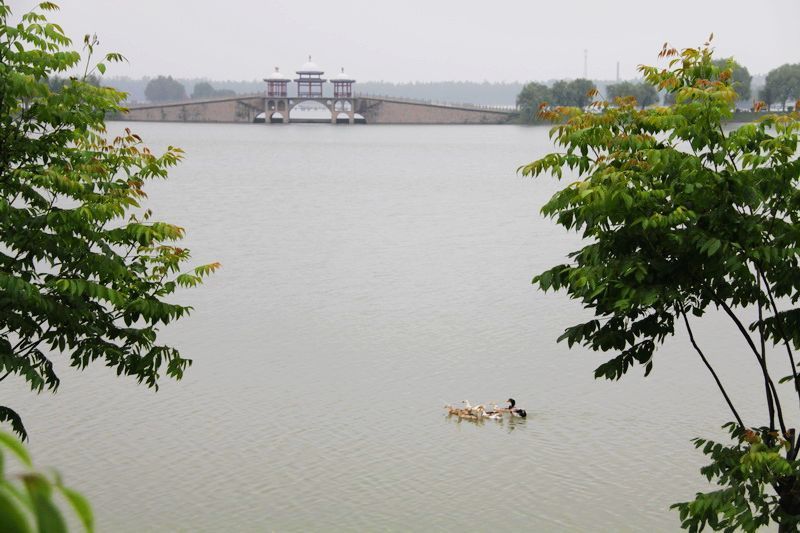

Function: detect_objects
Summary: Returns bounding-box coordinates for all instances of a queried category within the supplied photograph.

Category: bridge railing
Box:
[353,93,517,113]
[124,91,519,114]
[124,92,265,108]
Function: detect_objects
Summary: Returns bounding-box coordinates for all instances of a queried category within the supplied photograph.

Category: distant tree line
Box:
[516,78,598,122]
[110,77,527,105]
[606,81,659,108]
[516,58,800,123]
[111,61,800,110]
[190,81,236,99]
[47,74,100,91]
[144,75,186,102]
[517,78,660,122]
[140,76,242,102]
[760,63,800,110]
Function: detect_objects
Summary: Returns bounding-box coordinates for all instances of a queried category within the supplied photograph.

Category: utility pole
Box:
[616,61,620,82]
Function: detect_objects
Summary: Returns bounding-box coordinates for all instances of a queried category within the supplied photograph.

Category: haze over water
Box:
[7,123,784,531]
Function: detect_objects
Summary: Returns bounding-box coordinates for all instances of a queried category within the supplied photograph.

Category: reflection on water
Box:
[444,414,527,433]
[5,123,780,532]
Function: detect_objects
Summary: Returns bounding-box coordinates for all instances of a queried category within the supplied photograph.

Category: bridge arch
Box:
[287,98,335,122]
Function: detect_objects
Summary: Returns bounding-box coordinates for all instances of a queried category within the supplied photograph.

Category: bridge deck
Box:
[119,94,518,125]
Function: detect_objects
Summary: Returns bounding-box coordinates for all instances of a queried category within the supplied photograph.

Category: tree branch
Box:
[757,278,776,431]
[715,297,787,435]
[757,266,800,408]
[680,305,745,428]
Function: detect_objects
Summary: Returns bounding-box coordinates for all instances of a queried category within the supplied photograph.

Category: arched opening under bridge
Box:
[289,100,332,123]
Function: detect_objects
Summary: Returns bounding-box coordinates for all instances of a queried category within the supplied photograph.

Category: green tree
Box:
[550,78,597,108]
[522,40,800,531]
[566,78,596,108]
[712,57,752,101]
[0,1,218,440]
[516,81,552,123]
[144,75,186,102]
[763,63,800,111]
[606,81,659,109]
[0,431,93,532]
[761,83,776,108]
[190,81,214,99]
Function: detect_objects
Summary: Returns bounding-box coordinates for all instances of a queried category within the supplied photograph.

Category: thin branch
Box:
[757,266,800,408]
[715,297,787,435]
[680,305,745,428]
[757,276,776,431]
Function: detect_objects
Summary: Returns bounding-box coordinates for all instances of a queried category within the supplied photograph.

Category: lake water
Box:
[7,122,787,531]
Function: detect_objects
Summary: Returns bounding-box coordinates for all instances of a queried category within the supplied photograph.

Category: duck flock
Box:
[444,398,527,421]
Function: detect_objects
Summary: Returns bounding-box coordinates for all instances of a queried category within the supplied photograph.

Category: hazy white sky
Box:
[11,0,800,82]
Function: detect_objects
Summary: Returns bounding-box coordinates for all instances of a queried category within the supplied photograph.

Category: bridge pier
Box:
[264,97,290,124]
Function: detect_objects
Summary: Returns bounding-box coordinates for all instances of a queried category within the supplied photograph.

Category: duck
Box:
[444,399,522,420]
[477,405,502,420]
[482,404,503,417]
[444,400,478,418]
[445,400,500,420]
[444,404,468,417]
[507,398,527,418]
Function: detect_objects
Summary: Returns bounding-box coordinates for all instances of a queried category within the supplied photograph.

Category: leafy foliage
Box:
[0,1,218,440]
[673,424,799,532]
[664,57,752,106]
[522,38,800,530]
[0,430,94,532]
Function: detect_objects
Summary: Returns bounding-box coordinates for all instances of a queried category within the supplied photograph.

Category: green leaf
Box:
[56,484,93,533]
[0,432,32,468]
[0,408,28,442]
[0,485,33,533]
[23,475,67,533]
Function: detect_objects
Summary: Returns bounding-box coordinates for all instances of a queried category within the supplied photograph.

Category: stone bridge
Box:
[117,94,517,125]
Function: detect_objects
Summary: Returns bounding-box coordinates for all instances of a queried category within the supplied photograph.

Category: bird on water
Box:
[506,398,527,418]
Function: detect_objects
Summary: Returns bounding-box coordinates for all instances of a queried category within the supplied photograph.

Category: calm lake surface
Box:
[7,123,784,531]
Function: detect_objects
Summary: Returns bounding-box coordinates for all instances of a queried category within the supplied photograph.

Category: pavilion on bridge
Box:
[263,56,358,124]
